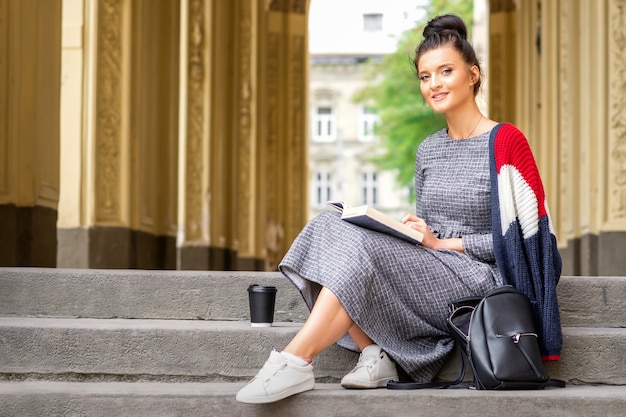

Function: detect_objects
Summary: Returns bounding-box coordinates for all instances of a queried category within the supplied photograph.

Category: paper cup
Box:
[247,284,277,327]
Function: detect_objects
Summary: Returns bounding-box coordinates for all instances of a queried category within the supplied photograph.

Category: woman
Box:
[236,14,561,404]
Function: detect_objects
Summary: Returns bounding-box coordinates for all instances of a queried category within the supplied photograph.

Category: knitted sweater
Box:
[489,123,563,360]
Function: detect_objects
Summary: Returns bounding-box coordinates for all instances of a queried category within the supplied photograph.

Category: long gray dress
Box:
[279,128,503,382]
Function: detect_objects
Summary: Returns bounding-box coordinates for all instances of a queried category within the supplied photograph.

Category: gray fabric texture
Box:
[279,128,503,382]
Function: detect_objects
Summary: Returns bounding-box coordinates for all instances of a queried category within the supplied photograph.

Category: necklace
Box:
[455,114,483,139]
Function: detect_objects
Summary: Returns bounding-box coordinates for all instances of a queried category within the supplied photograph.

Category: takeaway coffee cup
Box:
[247,284,277,327]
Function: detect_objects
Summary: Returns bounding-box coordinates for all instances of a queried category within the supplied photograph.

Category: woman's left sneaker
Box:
[340,344,398,389]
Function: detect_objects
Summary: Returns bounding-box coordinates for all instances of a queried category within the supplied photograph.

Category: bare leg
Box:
[283,286,373,362]
[349,324,375,351]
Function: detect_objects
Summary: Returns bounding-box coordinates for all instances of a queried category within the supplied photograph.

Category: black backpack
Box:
[388,286,565,390]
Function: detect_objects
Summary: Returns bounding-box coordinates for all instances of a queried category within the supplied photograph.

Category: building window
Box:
[361,171,378,205]
[363,13,383,32]
[359,105,379,141]
[313,106,336,142]
[313,170,333,206]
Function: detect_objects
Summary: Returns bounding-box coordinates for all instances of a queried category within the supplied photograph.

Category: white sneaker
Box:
[341,344,398,389]
[236,350,315,403]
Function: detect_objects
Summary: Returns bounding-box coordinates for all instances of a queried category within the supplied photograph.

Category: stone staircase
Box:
[0,267,625,416]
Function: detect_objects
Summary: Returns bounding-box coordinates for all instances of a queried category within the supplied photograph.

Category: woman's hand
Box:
[401,214,439,249]
[401,214,464,252]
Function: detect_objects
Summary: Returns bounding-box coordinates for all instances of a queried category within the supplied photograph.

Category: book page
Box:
[326,200,349,213]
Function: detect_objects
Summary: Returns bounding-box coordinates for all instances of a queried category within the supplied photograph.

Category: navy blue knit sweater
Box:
[489,123,563,360]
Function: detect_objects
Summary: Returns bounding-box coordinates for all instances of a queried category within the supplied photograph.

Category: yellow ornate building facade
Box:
[0,0,624,275]
[1,0,308,270]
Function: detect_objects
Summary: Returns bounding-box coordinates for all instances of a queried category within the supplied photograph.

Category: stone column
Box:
[129,0,180,269]
[487,0,516,125]
[176,0,309,270]
[177,0,233,270]
[58,0,179,269]
[235,0,263,270]
[259,0,309,271]
[0,0,62,266]
[604,0,626,273]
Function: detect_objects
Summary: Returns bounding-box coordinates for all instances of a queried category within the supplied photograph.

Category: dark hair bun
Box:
[422,14,468,41]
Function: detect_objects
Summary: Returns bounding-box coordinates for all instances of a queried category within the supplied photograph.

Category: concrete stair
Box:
[0,267,625,416]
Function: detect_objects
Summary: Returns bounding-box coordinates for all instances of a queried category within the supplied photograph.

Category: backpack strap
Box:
[515,341,567,388]
[386,351,566,390]
[386,350,467,390]
[546,378,566,388]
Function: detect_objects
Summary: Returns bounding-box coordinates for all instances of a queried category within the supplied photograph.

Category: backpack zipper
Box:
[496,332,538,344]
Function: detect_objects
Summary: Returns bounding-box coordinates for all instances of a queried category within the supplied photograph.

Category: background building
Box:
[307,0,421,220]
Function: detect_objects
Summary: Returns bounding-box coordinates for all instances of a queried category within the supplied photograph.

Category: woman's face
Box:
[417,45,478,114]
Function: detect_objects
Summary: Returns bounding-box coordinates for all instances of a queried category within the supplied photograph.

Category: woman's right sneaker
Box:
[236,350,315,403]
[340,344,398,389]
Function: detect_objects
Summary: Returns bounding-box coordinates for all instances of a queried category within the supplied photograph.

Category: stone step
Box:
[1,268,625,327]
[0,381,624,417]
[0,318,624,385]
[556,275,626,327]
[0,268,308,323]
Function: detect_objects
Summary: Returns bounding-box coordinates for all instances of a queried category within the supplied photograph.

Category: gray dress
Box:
[279,128,503,382]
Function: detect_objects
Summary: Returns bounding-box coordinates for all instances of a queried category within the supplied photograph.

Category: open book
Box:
[327,201,423,245]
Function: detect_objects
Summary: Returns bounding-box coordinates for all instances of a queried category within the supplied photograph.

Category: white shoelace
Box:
[353,351,382,371]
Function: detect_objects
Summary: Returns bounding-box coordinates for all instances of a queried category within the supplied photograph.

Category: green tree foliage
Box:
[354,0,474,200]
